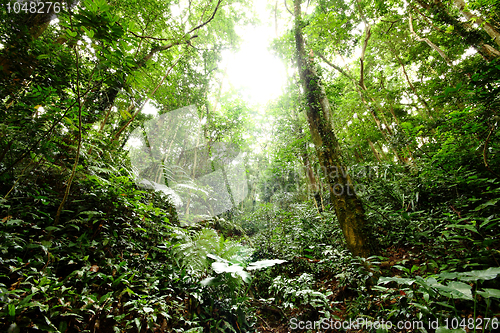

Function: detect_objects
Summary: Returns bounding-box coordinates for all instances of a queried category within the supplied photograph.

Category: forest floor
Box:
[252,244,481,333]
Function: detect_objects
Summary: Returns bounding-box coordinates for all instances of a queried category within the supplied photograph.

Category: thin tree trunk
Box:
[316,50,386,136]
[293,0,375,257]
[368,140,382,162]
[355,0,371,91]
[409,13,453,66]
[315,49,393,138]
[354,144,364,163]
[376,141,389,161]
[301,136,322,212]
[386,41,433,118]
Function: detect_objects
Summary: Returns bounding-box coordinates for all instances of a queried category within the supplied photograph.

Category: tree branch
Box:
[314,49,356,82]
[136,0,221,65]
[409,13,453,66]
[386,41,433,118]
[359,26,371,90]
[140,34,199,65]
[188,0,223,35]
[127,30,178,42]
[112,57,182,142]
[412,5,446,33]
[383,20,398,34]
[284,0,293,15]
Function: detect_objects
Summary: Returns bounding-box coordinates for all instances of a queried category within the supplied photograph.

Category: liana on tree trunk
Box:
[293,0,376,257]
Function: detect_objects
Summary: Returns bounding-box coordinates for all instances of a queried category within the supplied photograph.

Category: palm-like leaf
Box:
[173,228,247,272]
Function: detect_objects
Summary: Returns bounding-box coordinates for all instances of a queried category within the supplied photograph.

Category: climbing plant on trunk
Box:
[292,0,376,257]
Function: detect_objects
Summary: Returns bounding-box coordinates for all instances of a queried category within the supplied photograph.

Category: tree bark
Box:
[293,0,376,257]
[368,139,382,162]
[414,0,500,61]
[453,0,500,48]
[355,0,371,91]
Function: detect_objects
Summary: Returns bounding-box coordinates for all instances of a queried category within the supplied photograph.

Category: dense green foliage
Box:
[1,0,500,332]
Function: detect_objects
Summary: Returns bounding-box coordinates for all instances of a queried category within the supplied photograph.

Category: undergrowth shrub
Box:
[0,156,261,332]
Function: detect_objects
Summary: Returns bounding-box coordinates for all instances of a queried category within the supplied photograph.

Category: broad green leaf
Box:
[134,318,141,330]
[393,265,410,273]
[82,26,95,38]
[95,0,108,11]
[444,281,473,300]
[445,224,479,233]
[237,270,252,283]
[99,292,112,304]
[458,267,500,282]
[477,288,500,299]
[474,198,499,211]
[409,302,430,313]
[438,272,460,280]
[433,281,472,300]
[246,259,287,270]
[378,276,415,285]
[200,277,222,286]
[184,328,203,333]
[212,262,244,274]
[8,303,15,317]
[207,253,226,262]
[41,240,52,252]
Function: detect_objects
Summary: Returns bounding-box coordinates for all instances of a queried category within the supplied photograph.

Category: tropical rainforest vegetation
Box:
[1,0,500,332]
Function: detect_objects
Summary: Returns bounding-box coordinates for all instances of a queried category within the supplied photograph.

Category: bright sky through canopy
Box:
[222,0,286,105]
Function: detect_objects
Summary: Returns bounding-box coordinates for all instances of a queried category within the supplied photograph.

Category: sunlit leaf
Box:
[246,259,287,271]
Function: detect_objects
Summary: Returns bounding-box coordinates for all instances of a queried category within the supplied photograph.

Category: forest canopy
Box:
[1,0,499,332]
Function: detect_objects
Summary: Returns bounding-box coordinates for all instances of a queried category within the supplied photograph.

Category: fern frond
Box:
[173,228,250,272]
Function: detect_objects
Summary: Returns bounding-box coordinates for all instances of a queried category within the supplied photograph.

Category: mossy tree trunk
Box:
[293,0,376,257]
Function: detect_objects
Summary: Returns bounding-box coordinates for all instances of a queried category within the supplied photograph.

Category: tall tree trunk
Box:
[293,0,376,257]
[414,0,500,61]
[453,0,500,48]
